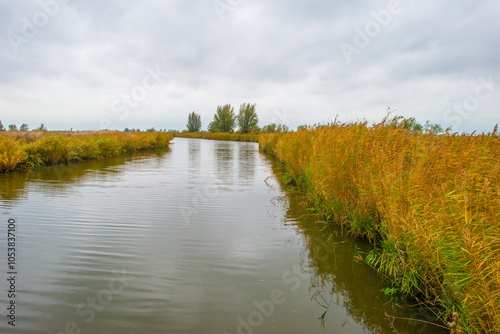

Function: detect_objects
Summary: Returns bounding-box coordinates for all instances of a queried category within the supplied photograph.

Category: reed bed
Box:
[0,131,173,172]
[175,132,259,142]
[259,120,500,333]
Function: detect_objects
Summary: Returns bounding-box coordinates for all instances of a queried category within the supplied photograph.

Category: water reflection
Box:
[213,141,234,184]
[266,158,447,334]
[188,139,200,172]
[0,150,170,205]
[238,143,256,185]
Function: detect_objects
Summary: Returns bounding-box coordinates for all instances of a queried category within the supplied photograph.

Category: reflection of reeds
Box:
[175,132,259,142]
[0,131,173,172]
[259,120,500,333]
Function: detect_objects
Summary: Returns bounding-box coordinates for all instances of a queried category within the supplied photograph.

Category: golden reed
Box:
[0,131,173,172]
[259,120,499,333]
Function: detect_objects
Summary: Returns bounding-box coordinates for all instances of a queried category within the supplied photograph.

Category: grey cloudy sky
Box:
[0,0,499,132]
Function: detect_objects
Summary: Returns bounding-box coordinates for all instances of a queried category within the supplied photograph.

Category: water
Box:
[0,137,447,334]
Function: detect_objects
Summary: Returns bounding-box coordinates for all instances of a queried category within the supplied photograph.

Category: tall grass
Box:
[0,131,173,172]
[259,119,500,333]
[175,132,259,142]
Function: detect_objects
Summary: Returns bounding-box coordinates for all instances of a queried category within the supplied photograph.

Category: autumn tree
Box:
[186,111,202,132]
[208,104,236,133]
[237,103,259,134]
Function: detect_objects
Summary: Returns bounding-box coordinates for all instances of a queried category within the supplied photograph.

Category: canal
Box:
[0,137,446,333]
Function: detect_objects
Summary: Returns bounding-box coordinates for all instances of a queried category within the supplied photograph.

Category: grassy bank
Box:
[174,132,259,142]
[259,120,499,333]
[0,131,173,172]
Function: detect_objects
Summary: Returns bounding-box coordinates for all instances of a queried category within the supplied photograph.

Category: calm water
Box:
[0,137,447,334]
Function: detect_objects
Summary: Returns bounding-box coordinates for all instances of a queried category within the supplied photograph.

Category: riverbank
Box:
[258,121,499,333]
[0,131,173,172]
[174,132,259,142]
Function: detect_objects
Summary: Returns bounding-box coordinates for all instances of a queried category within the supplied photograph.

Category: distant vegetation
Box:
[0,131,173,172]
[185,103,288,135]
[262,123,289,133]
[175,132,259,142]
[0,122,47,132]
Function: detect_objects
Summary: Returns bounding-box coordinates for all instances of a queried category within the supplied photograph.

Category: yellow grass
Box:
[259,121,500,333]
[0,131,173,172]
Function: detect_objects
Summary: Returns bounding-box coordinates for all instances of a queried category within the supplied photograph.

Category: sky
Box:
[0,0,499,132]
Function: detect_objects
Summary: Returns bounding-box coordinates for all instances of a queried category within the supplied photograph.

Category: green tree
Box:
[209,104,236,133]
[237,103,259,134]
[34,123,47,131]
[8,124,18,131]
[423,120,444,134]
[186,111,202,132]
[20,123,29,131]
[262,123,290,133]
[0,121,4,131]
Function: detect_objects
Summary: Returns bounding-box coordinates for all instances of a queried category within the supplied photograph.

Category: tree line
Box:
[0,121,47,131]
[186,103,289,134]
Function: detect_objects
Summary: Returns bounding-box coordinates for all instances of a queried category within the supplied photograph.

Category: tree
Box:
[208,104,236,133]
[262,123,289,133]
[8,124,18,131]
[0,121,4,131]
[186,111,202,132]
[20,123,29,131]
[423,120,444,134]
[34,123,48,131]
[237,103,259,134]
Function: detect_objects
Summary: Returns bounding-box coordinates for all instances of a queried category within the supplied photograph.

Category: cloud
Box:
[0,0,498,132]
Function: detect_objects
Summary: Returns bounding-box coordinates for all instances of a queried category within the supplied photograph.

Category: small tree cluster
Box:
[205,103,260,133]
[0,122,46,131]
[34,123,47,131]
[262,123,289,133]
[382,114,444,134]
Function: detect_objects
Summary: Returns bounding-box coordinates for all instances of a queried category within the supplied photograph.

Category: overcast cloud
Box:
[0,0,499,132]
